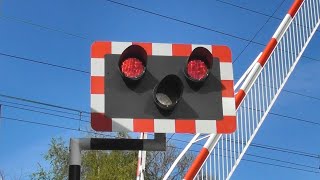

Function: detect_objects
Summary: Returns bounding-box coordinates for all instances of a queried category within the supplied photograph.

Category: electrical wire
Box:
[2,112,319,174]
[1,103,90,123]
[232,0,286,64]
[0,99,83,116]
[104,0,320,63]
[1,92,320,160]
[242,159,320,174]
[168,144,320,174]
[0,15,89,40]
[216,0,320,35]
[0,93,90,114]
[0,52,89,74]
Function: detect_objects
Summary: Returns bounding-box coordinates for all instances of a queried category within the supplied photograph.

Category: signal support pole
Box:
[68,134,166,180]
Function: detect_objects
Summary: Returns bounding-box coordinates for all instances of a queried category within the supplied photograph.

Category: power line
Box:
[104,0,320,63]
[1,92,320,159]
[0,52,89,74]
[232,0,286,64]
[0,99,83,117]
[105,0,256,44]
[216,0,320,34]
[251,143,319,159]
[172,145,320,174]
[0,93,90,114]
[0,15,89,40]
[246,153,319,170]
[242,159,320,174]
[2,108,319,169]
[2,98,319,160]
[1,103,90,123]
[1,1,319,68]
[216,0,283,20]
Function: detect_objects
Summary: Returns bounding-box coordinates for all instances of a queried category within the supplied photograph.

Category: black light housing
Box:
[184,47,213,85]
[153,74,184,111]
[118,45,148,83]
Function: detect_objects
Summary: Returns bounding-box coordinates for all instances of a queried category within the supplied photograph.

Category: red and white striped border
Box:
[90,41,236,133]
[185,0,305,179]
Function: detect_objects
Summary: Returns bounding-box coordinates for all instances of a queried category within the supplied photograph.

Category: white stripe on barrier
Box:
[90,94,105,113]
[273,14,293,41]
[112,118,134,131]
[91,58,105,76]
[152,43,172,56]
[154,119,175,133]
[195,120,217,133]
[222,97,236,116]
[112,42,132,54]
[220,62,234,80]
[242,63,263,93]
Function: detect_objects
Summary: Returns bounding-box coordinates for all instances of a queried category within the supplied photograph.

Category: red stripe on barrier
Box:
[212,45,232,62]
[172,44,192,56]
[184,148,209,180]
[91,41,111,58]
[288,0,304,17]
[133,42,152,55]
[257,38,277,67]
[91,76,105,94]
[221,80,235,97]
[175,120,196,133]
[235,89,246,108]
[91,113,112,131]
[133,119,154,132]
[216,116,237,134]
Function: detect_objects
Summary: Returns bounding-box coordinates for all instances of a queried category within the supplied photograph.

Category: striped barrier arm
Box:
[183,0,320,179]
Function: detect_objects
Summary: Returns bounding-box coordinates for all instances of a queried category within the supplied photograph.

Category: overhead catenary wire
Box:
[1,103,90,123]
[2,114,320,173]
[0,52,90,74]
[1,97,318,162]
[0,4,319,104]
[2,106,320,174]
[0,15,89,40]
[215,0,320,35]
[2,100,320,160]
[0,99,84,117]
[232,0,286,64]
[1,90,320,160]
[103,0,319,62]
[168,146,320,175]
[0,93,90,114]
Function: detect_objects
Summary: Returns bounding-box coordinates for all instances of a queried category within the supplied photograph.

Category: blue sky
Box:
[0,0,319,179]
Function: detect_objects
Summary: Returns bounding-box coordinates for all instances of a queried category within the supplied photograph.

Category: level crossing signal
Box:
[90,41,236,133]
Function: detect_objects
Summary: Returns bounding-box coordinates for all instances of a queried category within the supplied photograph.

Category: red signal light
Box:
[118,45,148,82]
[184,47,213,83]
[186,59,208,81]
[121,58,145,78]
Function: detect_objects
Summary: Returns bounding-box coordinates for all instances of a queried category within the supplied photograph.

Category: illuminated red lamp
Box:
[187,59,208,81]
[118,45,147,82]
[184,47,213,84]
[121,58,144,78]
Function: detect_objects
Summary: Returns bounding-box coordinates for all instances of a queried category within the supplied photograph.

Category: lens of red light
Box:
[186,59,208,81]
[121,58,145,78]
